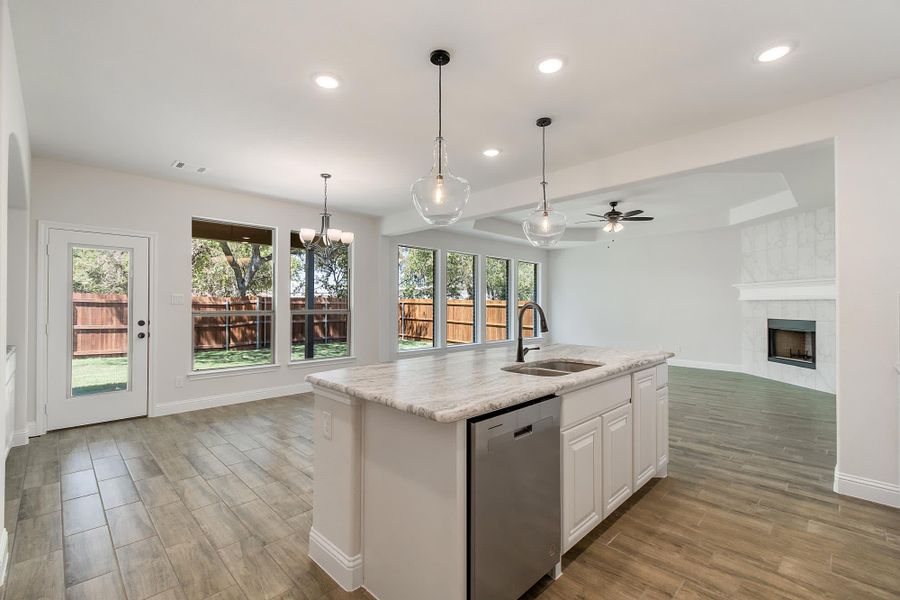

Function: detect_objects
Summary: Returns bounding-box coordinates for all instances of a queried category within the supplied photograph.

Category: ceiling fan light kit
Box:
[577,200,655,233]
[411,49,471,226]
[299,173,354,251]
[522,117,567,247]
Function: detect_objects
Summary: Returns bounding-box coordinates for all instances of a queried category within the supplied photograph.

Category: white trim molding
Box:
[834,469,900,508]
[152,382,312,417]
[308,526,364,591]
[733,278,836,301]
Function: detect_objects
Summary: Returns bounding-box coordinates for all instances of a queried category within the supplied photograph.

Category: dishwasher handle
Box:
[513,424,533,439]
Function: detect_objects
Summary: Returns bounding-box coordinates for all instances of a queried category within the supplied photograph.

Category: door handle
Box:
[138,319,146,326]
[137,332,146,339]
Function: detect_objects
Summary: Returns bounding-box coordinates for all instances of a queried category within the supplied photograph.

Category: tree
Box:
[72,248,130,294]
[192,238,273,298]
[446,252,475,300]
[485,257,508,301]
[398,247,435,299]
[516,262,536,302]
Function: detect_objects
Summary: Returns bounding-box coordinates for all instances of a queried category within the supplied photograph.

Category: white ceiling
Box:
[476,140,834,245]
[10,0,900,216]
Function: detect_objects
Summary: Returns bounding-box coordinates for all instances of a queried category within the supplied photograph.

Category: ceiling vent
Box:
[171,160,207,174]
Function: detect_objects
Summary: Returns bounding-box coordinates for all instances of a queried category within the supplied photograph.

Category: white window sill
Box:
[288,356,357,369]
[187,363,281,380]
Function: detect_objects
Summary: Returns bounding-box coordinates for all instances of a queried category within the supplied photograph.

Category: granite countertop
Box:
[306,344,674,423]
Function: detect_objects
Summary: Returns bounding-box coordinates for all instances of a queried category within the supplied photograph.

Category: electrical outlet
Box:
[322,411,333,440]
[174,376,185,388]
[171,293,185,305]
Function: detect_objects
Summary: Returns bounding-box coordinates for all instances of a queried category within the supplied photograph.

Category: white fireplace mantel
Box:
[733,278,836,301]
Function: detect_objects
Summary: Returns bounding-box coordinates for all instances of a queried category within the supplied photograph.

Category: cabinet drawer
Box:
[561,377,630,429]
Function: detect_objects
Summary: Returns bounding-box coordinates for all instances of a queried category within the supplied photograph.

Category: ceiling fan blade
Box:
[621,216,654,221]
[574,219,604,224]
[584,213,607,218]
[622,209,643,218]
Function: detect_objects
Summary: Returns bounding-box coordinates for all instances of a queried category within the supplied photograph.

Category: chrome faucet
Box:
[516,301,549,362]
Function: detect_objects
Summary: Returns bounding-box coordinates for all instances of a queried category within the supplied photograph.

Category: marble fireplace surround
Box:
[736,280,836,394]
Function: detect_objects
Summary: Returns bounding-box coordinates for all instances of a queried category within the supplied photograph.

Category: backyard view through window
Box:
[517,261,539,338]
[486,257,510,340]
[70,246,131,396]
[191,219,274,371]
[291,234,351,360]
[446,252,476,345]
[398,246,435,350]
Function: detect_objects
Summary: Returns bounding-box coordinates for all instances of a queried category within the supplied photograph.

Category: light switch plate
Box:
[171,293,185,305]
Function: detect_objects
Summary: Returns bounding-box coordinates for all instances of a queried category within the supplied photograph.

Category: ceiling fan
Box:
[576,201,655,233]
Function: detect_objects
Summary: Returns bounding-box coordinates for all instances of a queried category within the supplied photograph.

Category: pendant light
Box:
[299,174,354,250]
[522,117,566,247]
[411,49,470,226]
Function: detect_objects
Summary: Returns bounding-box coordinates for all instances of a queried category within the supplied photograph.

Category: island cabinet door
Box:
[632,368,658,490]
[561,416,603,552]
[602,403,633,518]
[657,385,669,470]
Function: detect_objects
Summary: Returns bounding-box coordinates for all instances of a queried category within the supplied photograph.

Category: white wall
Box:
[549,227,743,368]
[381,229,550,361]
[27,158,382,427]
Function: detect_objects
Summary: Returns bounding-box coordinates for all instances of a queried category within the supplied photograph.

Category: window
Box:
[446,252,476,345]
[191,219,274,371]
[517,261,539,338]
[485,257,510,341]
[290,234,351,360]
[398,246,435,351]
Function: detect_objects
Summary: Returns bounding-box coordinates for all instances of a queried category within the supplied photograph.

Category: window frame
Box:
[289,236,353,363]
[484,255,514,343]
[515,259,541,341]
[190,217,277,374]
[397,244,439,353]
[444,250,479,347]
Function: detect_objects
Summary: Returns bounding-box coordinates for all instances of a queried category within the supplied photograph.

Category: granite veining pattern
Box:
[306,344,673,422]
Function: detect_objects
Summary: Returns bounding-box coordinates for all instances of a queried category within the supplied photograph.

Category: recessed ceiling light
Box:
[482,148,501,158]
[537,57,564,74]
[314,73,341,89]
[756,45,792,63]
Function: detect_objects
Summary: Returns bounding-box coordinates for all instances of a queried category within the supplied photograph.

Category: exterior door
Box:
[47,228,150,429]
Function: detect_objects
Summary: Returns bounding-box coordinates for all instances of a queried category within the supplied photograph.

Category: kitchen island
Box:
[306,344,672,600]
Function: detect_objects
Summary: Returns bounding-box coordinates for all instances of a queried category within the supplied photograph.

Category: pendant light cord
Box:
[323,176,328,215]
[437,64,443,175]
[541,124,548,210]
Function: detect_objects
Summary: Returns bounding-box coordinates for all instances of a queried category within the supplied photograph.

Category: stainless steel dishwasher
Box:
[468,395,561,600]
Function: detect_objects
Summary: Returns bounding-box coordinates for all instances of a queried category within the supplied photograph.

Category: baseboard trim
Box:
[833,469,900,508]
[0,527,9,586]
[667,359,743,373]
[308,526,363,591]
[153,382,313,417]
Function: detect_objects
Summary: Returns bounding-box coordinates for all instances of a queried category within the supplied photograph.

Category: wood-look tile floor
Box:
[525,368,900,600]
[2,395,372,600]
[2,368,898,599]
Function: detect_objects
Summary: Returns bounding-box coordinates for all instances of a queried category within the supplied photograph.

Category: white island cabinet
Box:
[306,344,672,600]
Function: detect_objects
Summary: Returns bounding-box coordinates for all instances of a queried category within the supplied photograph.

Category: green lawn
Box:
[72,356,129,396]
[71,343,353,395]
[398,338,433,351]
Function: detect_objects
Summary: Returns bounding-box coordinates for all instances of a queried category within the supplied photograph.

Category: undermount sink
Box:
[503,360,603,377]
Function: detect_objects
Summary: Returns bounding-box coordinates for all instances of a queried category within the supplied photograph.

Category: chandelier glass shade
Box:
[299,173,353,250]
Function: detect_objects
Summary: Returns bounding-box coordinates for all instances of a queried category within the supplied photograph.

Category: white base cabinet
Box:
[561,417,602,551]
[560,363,669,554]
[601,403,633,517]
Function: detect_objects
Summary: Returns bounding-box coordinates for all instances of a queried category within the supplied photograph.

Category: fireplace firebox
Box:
[767,319,816,369]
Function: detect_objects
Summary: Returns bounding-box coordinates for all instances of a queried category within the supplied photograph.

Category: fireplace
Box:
[768,319,816,369]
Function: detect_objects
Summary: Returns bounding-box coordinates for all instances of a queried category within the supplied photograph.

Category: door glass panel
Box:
[70,246,131,396]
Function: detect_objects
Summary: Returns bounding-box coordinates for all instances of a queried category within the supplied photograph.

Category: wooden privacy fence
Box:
[71,293,348,357]
[398,299,534,344]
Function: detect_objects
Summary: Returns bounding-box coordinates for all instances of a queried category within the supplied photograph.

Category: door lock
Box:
[137,332,146,339]
[138,320,146,326]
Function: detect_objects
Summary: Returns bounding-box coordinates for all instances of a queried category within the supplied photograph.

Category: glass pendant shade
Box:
[523,203,567,247]
[299,228,316,243]
[340,231,354,244]
[412,137,470,226]
[326,228,343,242]
[602,221,624,233]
